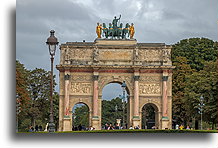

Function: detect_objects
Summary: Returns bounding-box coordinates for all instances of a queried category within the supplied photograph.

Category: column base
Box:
[161,117,170,129]
[91,116,101,130]
[132,116,140,128]
[63,117,71,131]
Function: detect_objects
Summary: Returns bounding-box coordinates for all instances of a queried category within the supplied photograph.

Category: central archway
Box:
[101,81,130,129]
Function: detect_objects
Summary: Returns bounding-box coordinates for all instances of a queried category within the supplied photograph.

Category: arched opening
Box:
[101,81,130,129]
[141,103,159,129]
[72,103,89,131]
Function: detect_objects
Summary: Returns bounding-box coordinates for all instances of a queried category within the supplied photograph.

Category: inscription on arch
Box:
[139,83,161,95]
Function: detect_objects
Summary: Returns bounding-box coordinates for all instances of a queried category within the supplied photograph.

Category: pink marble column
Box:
[133,76,140,117]
[64,74,70,117]
[93,75,99,118]
[162,76,168,117]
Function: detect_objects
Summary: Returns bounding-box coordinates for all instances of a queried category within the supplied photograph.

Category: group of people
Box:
[175,124,191,130]
[28,125,43,132]
[103,123,140,130]
[72,124,95,131]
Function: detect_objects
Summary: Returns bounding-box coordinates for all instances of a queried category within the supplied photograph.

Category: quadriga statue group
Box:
[96,15,135,39]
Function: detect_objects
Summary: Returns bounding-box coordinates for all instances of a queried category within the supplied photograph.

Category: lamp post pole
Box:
[115,104,118,120]
[198,95,204,130]
[46,30,59,132]
[49,55,55,132]
[121,81,127,129]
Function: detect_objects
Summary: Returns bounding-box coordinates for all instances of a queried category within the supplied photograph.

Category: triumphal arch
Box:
[56,16,174,131]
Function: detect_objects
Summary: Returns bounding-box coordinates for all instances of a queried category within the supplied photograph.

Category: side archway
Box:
[71,102,91,131]
[140,103,160,129]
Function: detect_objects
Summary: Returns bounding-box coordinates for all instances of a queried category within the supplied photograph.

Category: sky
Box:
[16,0,218,99]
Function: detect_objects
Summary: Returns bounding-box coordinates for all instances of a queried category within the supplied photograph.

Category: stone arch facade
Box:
[57,39,175,131]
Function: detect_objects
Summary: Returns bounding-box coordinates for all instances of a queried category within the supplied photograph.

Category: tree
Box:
[27,68,56,127]
[101,97,126,126]
[184,60,218,129]
[172,38,217,71]
[172,56,194,125]
[73,104,89,128]
[172,38,217,128]
[16,60,31,116]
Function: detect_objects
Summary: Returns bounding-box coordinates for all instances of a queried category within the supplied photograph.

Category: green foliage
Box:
[172,38,217,71]
[16,60,31,116]
[102,97,126,126]
[172,56,194,124]
[16,60,59,132]
[73,104,89,127]
[172,37,218,129]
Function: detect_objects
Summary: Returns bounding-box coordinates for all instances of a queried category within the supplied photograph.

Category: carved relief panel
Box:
[139,75,161,95]
[62,47,93,64]
[69,74,93,95]
[139,49,162,62]
[139,83,161,95]
[99,49,133,61]
[70,82,92,95]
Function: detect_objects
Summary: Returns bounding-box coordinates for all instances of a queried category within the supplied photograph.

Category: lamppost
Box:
[198,95,205,130]
[115,104,118,120]
[121,81,127,128]
[46,30,59,132]
[16,94,21,132]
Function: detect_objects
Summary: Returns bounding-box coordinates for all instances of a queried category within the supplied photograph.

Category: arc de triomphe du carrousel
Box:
[56,16,175,131]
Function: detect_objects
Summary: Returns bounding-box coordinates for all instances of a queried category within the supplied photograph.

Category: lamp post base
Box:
[48,122,55,132]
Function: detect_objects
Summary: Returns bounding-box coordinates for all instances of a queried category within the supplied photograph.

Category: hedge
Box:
[17,129,218,133]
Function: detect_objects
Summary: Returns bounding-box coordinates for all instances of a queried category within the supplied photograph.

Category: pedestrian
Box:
[134,125,140,129]
[39,125,42,131]
[35,125,38,132]
[105,123,109,130]
[129,126,133,129]
[179,125,184,130]
[29,126,33,132]
[78,124,82,131]
[115,123,120,129]
[186,125,190,130]
[175,124,179,129]
[31,126,34,132]
[108,124,114,130]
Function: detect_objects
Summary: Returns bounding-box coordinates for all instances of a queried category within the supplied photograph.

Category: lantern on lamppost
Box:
[46,30,59,132]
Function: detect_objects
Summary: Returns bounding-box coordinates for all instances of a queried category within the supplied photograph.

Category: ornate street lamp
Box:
[46,30,59,132]
[198,95,205,130]
[121,81,127,128]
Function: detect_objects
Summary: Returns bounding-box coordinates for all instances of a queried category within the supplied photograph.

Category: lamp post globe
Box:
[46,30,59,57]
[46,30,58,132]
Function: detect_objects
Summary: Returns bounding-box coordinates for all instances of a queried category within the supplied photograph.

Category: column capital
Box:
[64,74,70,80]
[93,75,99,81]
[162,76,168,81]
[134,76,140,81]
